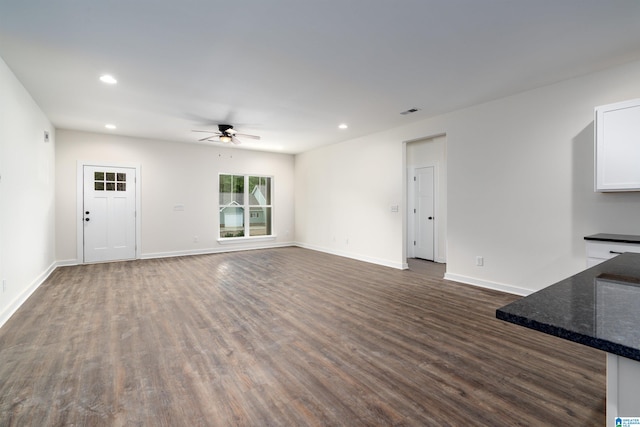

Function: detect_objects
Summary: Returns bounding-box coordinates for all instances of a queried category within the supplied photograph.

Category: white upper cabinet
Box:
[595,98,640,192]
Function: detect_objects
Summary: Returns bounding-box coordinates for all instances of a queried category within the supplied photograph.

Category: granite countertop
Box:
[496,252,640,362]
[584,233,640,244]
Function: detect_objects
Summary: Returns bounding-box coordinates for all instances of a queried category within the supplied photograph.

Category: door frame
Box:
[76,161,142,263]
[407,162,439,261]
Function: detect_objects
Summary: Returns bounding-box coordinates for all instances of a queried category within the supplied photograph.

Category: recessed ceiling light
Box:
[338,123,348,129]
[105,124,116,130]
[99,74,117,84]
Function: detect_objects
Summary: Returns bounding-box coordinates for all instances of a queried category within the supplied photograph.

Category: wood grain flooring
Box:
[0,247,605,426]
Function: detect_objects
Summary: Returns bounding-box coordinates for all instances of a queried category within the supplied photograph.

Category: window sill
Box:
[217,235,277,245]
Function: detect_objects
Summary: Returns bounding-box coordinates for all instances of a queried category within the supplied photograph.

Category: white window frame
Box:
[218,173,274,242]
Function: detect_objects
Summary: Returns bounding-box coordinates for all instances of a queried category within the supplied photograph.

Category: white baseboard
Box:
[294,242,406,270]
[0,261,57,329]
[141,241,295,260]
[444,272,532,296]
[56,259,80,267]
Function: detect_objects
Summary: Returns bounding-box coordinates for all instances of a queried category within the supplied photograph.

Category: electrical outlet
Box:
[476,256,484,267]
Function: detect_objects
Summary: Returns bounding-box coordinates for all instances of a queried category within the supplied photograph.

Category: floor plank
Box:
[0,248,605,426]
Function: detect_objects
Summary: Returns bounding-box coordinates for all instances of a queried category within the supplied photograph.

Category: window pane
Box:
[106,172,116,182]
[249,176,271,205]
[117,173,126,182]
[249,207,271,236]
[220,206,245,238]
[94,171,104,180]
[219,174,244,205]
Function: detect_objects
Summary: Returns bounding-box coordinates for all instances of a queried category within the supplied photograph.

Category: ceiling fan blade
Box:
[231,136,242,145]
[198,135,215,141]
[192,129,216,133]
[235,133,261,140]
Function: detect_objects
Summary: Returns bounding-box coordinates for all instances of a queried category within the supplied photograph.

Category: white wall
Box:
[56,130,295,262]
[295,133,406,268]
[0,56,56,327]
[295,58,640,294]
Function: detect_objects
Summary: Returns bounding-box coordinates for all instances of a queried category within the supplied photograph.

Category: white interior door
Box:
[83,165,136,263]
[415,166,435,261]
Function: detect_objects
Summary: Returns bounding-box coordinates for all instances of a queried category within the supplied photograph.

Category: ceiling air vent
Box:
[400,108,420,115]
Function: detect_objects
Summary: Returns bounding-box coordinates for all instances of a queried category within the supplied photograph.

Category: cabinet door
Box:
[595,98,640,192]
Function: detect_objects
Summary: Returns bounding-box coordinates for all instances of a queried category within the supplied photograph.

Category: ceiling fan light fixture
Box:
[220,135,232,143]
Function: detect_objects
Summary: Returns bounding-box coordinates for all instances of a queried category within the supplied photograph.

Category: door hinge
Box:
[413,176,416,181]
[413,241,416,246]
[413,208,416,213]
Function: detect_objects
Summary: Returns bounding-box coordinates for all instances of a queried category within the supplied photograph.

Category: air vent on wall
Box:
[400,108,420,115]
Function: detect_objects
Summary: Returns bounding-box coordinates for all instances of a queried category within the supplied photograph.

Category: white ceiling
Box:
[1,1,640,154]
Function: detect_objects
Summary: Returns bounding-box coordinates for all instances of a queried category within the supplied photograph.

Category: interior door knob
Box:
[428,216,433,220]
[85,218,90,222]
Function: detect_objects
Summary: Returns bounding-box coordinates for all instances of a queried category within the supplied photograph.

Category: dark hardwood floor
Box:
[0,247,605,426]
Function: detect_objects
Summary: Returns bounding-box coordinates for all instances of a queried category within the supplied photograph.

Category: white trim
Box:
[217,235,277,245]
[0,261,57,329]
[444,272,532,296]
[295,242,408,270]
[606,353,618,427]
[142,241,293,260]
[76,161,142,264]
[56,259,80,267]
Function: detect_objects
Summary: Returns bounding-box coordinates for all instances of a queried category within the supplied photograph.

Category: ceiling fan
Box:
[192,124,261,145]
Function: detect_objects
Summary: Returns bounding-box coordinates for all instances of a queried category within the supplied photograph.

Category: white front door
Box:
[83,165,136,263]
[415,166,435,261]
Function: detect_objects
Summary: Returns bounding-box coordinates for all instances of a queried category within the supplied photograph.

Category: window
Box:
[94,171,127,191]
[219,174,272,239]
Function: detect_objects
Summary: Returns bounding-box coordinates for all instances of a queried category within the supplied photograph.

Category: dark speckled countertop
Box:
[496,252,640,362]
[584,233,640,244]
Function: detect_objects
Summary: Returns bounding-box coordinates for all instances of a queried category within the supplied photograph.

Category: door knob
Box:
[85,218,90,222]
[85,211,90,215]
[428,216,433,220]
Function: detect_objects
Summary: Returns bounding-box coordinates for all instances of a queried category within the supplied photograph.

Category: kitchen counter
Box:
[497,252,640,424]
[497,252,640,361]
[584,233,640,244]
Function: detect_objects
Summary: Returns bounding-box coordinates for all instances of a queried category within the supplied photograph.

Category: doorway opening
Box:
[405,135,447,265]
